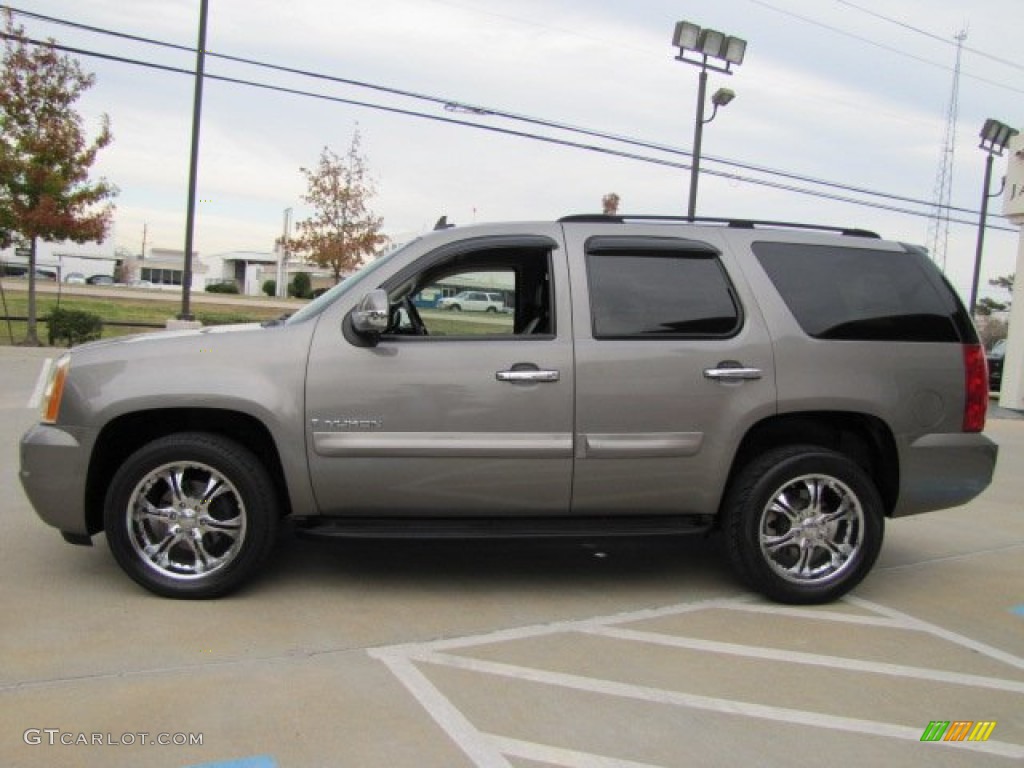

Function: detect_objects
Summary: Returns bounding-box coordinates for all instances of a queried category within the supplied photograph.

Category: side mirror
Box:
[350,289,390,337]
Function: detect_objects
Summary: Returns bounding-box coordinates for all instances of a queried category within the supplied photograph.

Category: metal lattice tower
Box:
[926,29,968,271]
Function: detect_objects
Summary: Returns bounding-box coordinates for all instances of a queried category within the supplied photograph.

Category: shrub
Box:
[289,272,313,299]
[262,279,276,297]
[47,308,103,347]
[206,281,240,294]
[197,312,257,326]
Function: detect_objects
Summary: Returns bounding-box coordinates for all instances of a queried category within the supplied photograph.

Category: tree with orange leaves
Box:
[1,10,117,344]
[288,131,387,285]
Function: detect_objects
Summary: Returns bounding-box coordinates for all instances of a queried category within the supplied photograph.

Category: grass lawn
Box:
[0,286,287,347]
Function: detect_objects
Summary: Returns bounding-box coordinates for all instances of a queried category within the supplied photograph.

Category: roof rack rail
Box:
[558,214,879,239]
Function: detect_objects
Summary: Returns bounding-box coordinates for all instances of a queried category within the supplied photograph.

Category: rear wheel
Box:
[104,433,278,599]
[723,445,883,604]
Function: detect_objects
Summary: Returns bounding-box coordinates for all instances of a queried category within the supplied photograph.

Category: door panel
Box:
[304,230,574,517]
[563,225,778,517]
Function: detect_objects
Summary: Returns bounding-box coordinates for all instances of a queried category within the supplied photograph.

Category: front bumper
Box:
[19,423,96,537]
[893,432,999,517]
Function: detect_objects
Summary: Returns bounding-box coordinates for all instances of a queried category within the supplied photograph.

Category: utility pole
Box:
[180,0,209,321]
[277,208,292,298]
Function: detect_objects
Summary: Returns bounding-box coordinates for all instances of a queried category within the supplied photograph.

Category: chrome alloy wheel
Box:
[126,461,248,581]
[758,473,864,585]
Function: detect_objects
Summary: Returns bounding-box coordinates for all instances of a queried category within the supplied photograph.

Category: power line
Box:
[745,0,1024,96]
[3,6,991,219]
[1,17,1016,234]
[831,0,1024,72]
[0,2,1007,220]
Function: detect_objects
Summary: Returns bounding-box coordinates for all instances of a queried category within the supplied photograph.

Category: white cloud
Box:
[15,0,1024,299]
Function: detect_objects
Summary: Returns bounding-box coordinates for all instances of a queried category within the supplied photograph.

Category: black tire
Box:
[104,433,279,599]
[722,445,884,604]
[485,306,497,313]
[449,304,461,312]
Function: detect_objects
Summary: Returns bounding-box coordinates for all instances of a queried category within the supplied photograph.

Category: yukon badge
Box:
[311,417,383,432]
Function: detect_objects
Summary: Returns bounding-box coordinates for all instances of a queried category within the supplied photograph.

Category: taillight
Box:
[962,344,987,433]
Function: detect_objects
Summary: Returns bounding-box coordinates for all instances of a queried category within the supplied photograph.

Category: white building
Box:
[125,247,207,291]
[212,251,278,295]
[0,238,117,281]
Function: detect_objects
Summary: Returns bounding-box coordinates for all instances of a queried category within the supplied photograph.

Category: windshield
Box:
[283,240,419,326]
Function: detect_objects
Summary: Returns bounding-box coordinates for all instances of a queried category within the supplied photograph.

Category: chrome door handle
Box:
[496,369,560,383]
[703,366,762,381]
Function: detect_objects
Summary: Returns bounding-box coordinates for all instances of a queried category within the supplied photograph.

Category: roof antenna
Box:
[434,215,455,230]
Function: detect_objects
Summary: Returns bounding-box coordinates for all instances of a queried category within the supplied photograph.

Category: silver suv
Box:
[19,215,998,603]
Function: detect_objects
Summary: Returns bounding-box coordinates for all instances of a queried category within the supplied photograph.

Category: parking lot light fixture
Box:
[672,20,747,218]
[980,118,1017,154]
[970,118,1019,315]
[672,21,746,75]
[672,21,701,52]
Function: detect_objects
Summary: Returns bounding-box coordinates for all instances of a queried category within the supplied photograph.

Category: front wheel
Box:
[104,433,279,599]
[722,445,883,604]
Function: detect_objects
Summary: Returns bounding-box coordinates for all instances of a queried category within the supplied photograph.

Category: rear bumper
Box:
[893,432,998,517]
[19,423,95,537]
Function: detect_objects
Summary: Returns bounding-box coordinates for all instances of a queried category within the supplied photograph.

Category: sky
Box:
[6,0,1024,302]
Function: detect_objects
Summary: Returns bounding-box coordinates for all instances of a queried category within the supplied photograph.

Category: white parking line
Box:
[413,650,1024,760]
[486,734,667,768]
[373,652,513,768]
[584,625,1024,694]
[26,357,53,410]
[847,596,1024,672]
[371,596,1024,765]
[719,600,905,627]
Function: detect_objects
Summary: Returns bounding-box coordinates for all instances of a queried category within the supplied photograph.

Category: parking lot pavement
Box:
[1,347,1022,767]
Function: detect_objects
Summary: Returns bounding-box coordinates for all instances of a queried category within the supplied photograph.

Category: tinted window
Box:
[587,252,740,338]
[753,242,961,342]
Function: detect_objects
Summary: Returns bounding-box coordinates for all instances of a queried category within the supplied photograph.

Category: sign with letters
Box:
[1004,132,1024,220]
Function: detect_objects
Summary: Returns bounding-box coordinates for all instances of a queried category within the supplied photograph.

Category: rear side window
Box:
[753,242,961,342]
[586,248,740,339]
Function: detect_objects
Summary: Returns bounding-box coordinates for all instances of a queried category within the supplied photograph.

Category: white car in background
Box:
[437,290,504,312]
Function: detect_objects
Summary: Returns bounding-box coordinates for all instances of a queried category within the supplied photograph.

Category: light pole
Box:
[970,118,1019,316]
[672,21,746,219]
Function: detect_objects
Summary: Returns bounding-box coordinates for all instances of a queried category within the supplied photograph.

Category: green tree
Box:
[976,273,1015,317]
[288,131,387,284]
[0,10,116,344]
[989,273,1014,296]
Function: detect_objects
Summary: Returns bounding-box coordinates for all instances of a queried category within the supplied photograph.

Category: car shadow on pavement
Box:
[261,523,735,595]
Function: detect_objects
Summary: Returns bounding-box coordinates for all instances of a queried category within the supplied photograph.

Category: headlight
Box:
[40,354,71,424]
